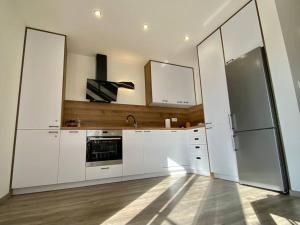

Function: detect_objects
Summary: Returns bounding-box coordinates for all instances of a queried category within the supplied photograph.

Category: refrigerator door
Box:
[234,128,285,191]
[226,47,276,132]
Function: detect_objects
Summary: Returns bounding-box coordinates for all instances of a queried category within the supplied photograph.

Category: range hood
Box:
[86,54,135,103]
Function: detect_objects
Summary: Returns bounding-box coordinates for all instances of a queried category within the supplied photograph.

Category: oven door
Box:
[86,137,122,167]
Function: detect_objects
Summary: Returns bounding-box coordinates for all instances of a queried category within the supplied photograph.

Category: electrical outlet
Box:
[171,118,178,122]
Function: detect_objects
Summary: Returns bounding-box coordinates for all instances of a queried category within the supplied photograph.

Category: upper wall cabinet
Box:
[17,28,66,130]
[221,1,263,63]
[145,61,196,108]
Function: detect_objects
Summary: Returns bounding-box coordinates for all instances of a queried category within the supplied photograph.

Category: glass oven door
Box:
[86,136,122,166]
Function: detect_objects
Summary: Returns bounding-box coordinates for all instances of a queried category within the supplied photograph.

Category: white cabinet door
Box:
[18,28,65,130]
[197,30,239,181]
[150,61,195,107]
[221,1,263,63]
[123,130,144,176]
[12,130,60,188]
[58,130,86,184]
[143,130,165,173]
[163,130,189,168]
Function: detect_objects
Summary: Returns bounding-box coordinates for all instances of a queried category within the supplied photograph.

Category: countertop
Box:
[61,124,205,131]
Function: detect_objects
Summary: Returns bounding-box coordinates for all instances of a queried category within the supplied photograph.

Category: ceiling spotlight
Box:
[93,9,102,18]
[143,24,150,31]
[184,35,190,41]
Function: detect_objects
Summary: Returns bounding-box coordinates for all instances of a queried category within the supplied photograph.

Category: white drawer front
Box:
[189,145,208,157]
[86,165,123,181]
[193,155,210,172]
[189,134,206,145]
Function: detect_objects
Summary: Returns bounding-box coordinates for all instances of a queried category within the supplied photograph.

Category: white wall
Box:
[65,53,146,105]
[275,0,300,112]
[256,0,300,192]
[65,52,202,105]
[0,0,24,198]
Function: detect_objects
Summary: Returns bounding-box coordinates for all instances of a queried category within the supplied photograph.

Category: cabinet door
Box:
[143,130,165,173]
[197,31,239,181]
[123,130,144,176]
[164,131,189,168]
[58,130,86,184]
[151,62,172,104]
[12,130,60,188]
[18,29,65,129]
[150,61,195,107]
[221,1,263,63]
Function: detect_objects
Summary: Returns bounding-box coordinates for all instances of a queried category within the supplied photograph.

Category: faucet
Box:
[126,114,138,128]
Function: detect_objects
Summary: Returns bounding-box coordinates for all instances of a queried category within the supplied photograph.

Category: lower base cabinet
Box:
[86,165,123,180]
[58,130,86,184]
[12,130,60,188]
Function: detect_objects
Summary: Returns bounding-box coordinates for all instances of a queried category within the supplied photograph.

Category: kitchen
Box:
[1,0,300,225]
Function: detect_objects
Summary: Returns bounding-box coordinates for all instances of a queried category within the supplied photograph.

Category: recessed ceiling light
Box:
[93,9,102,18]
[184,35,190,41]
[143,24,150,31]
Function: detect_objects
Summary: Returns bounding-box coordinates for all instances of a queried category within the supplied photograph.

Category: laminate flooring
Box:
[1,174,300,225]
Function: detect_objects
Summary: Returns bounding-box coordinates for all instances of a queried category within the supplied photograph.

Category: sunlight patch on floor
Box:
[100,175,195,225]
[270,214,300,225]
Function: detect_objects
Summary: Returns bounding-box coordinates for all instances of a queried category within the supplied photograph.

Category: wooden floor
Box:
[1,174,300,225]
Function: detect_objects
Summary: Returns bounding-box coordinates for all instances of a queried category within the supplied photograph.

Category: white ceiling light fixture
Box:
[143,23,150,31]
[184,35,190,41]
[93,9,102,18]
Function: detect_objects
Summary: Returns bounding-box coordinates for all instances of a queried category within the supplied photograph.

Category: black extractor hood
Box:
[86,54,135,103]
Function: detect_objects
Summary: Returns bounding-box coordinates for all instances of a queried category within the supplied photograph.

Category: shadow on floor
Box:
[0,177,166,225]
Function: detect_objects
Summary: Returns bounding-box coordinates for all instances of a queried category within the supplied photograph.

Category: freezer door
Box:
[226,47,276,132]
[234,129,285,191]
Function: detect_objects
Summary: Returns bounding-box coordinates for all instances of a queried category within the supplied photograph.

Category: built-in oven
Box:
[86,130,122,167]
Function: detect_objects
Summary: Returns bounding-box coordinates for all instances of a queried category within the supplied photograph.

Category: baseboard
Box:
[12,168,194,195]
[290,190,300,197]
[0,193,10,205]
[214,173,239,182]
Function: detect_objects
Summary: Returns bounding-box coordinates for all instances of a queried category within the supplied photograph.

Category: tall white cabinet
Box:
[197,31,239,181]
[221,1,263,63]
[12,28,66,189]
[17,29,65,130]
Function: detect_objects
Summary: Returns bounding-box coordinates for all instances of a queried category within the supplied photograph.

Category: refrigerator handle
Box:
[228,114,234,130]
[232,135,238,152]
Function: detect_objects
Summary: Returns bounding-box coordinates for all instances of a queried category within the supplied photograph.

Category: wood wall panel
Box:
[62,100,204,128]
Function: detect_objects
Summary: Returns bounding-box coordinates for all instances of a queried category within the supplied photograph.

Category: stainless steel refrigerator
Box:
[225,47,288,193]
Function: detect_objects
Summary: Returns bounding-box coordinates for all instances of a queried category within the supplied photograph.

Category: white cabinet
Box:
[221,1,263,63]
[145,61,196,108]
[17,28,65,130]
[12,130,60,188]
[58,130,86,184]
[143,130,166,173]
[197,30,239,181]
[123,130,145,176]
[86,165,123,181]
[163,130,189,168]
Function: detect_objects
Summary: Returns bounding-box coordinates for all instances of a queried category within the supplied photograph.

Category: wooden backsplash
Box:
[62,100,204,128]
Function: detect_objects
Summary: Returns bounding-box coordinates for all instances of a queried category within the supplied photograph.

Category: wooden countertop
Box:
[61,124,205,131]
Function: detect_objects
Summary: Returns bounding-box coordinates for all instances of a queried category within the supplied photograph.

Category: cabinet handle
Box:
[69,131,79,133]
[206,127,213,130]
[171,131,177,133]
[194,138,199,141]
[49,125,59,128]
[135,130,142,133]
[144,130,151,133]
[177,101,183,104]
[49,131,59,134]
[184,101,189,104]
[193,129,198,132]
[162,100,168,103]
[196,157,201,160]
[101,167,110,170]
[195,146,200,149]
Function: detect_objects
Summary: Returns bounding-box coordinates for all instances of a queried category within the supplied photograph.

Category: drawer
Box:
[189,134,206,145]
[86,164,123,181]
[193,155,210,172]
[189,145,208,157]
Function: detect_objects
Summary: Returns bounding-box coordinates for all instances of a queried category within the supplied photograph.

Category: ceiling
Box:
[14,0,248,67]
